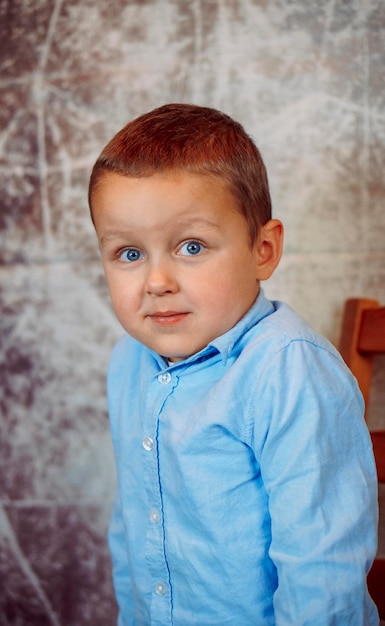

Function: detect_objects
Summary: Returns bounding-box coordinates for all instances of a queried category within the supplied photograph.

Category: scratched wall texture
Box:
[0,0,384,624]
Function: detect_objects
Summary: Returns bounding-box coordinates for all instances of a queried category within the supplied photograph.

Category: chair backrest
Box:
[339,297,385,618]
[339,298,385,405]
[339,297,385,481]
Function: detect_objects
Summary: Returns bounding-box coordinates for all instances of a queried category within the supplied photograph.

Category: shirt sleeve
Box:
[255,339,379,625]
[108,491,136,626]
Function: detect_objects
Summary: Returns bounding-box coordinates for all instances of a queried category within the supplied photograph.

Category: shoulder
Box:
[240,302,366,453]
[107,334,144,389]
[108,333,136,372]
[239,299,363,411]
[107,333,163,394]
[109,333,138,364]
[244,299,341,362]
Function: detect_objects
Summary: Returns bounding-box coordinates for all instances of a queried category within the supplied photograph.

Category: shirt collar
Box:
[207,288,275,365]
[149,288,275,370]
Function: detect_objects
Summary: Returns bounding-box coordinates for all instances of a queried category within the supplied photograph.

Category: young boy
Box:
[88,104,379,625]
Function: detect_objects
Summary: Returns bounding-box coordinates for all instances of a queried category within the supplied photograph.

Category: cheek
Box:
[186,274,224,303]
[204,263,256,296]
[201,262,258,315]
[105,274,137,313]
[191,279,234,313]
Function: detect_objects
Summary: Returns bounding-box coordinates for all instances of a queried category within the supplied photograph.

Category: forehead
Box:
[92,170,254,250]
[92,169,243,223]
[93,168,228,195]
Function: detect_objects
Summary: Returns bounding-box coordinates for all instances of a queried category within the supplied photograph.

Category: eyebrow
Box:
[99,231,136,247]
[99,217,221,247]
[170,216,221,230]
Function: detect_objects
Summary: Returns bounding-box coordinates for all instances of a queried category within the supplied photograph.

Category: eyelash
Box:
[118,248,143,262]
[178,240,206,256]
[116,240,206,263]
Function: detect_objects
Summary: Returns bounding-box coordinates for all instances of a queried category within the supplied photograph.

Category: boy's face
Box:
[92,170,268,362]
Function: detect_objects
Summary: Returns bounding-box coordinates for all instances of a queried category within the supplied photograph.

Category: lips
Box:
[148,311,189,326]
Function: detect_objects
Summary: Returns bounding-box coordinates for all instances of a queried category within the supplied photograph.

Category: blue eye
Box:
[120,248,143,262]
[179,241,204,256]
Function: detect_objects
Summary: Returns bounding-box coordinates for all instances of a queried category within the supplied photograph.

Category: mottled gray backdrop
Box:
[1,0,384,624]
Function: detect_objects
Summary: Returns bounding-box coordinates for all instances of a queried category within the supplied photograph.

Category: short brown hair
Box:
[88,103,272,243]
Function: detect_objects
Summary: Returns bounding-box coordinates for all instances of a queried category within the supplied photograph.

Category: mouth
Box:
[148,311,189,326]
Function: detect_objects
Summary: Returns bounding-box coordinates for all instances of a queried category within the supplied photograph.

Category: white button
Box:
[149,509,161,524]
[155,582,167,596]
[142,437,154,451]
[158,372,171,384]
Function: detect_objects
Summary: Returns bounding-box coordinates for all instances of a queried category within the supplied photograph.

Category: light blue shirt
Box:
[107,290,379,625]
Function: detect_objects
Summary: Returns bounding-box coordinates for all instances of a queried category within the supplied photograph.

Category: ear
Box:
[254,219,284,280]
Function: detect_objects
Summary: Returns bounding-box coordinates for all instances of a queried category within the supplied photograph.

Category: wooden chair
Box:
[339,298,385,618]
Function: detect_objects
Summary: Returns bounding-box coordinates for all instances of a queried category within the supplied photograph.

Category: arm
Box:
[106,337,138,626]
[108,491,136,626]
[257,340,378,625]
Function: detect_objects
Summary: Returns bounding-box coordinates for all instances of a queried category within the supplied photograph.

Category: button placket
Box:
[142,369,177,625]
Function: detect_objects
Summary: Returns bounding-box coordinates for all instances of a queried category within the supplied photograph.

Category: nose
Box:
[145,258,179,296]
